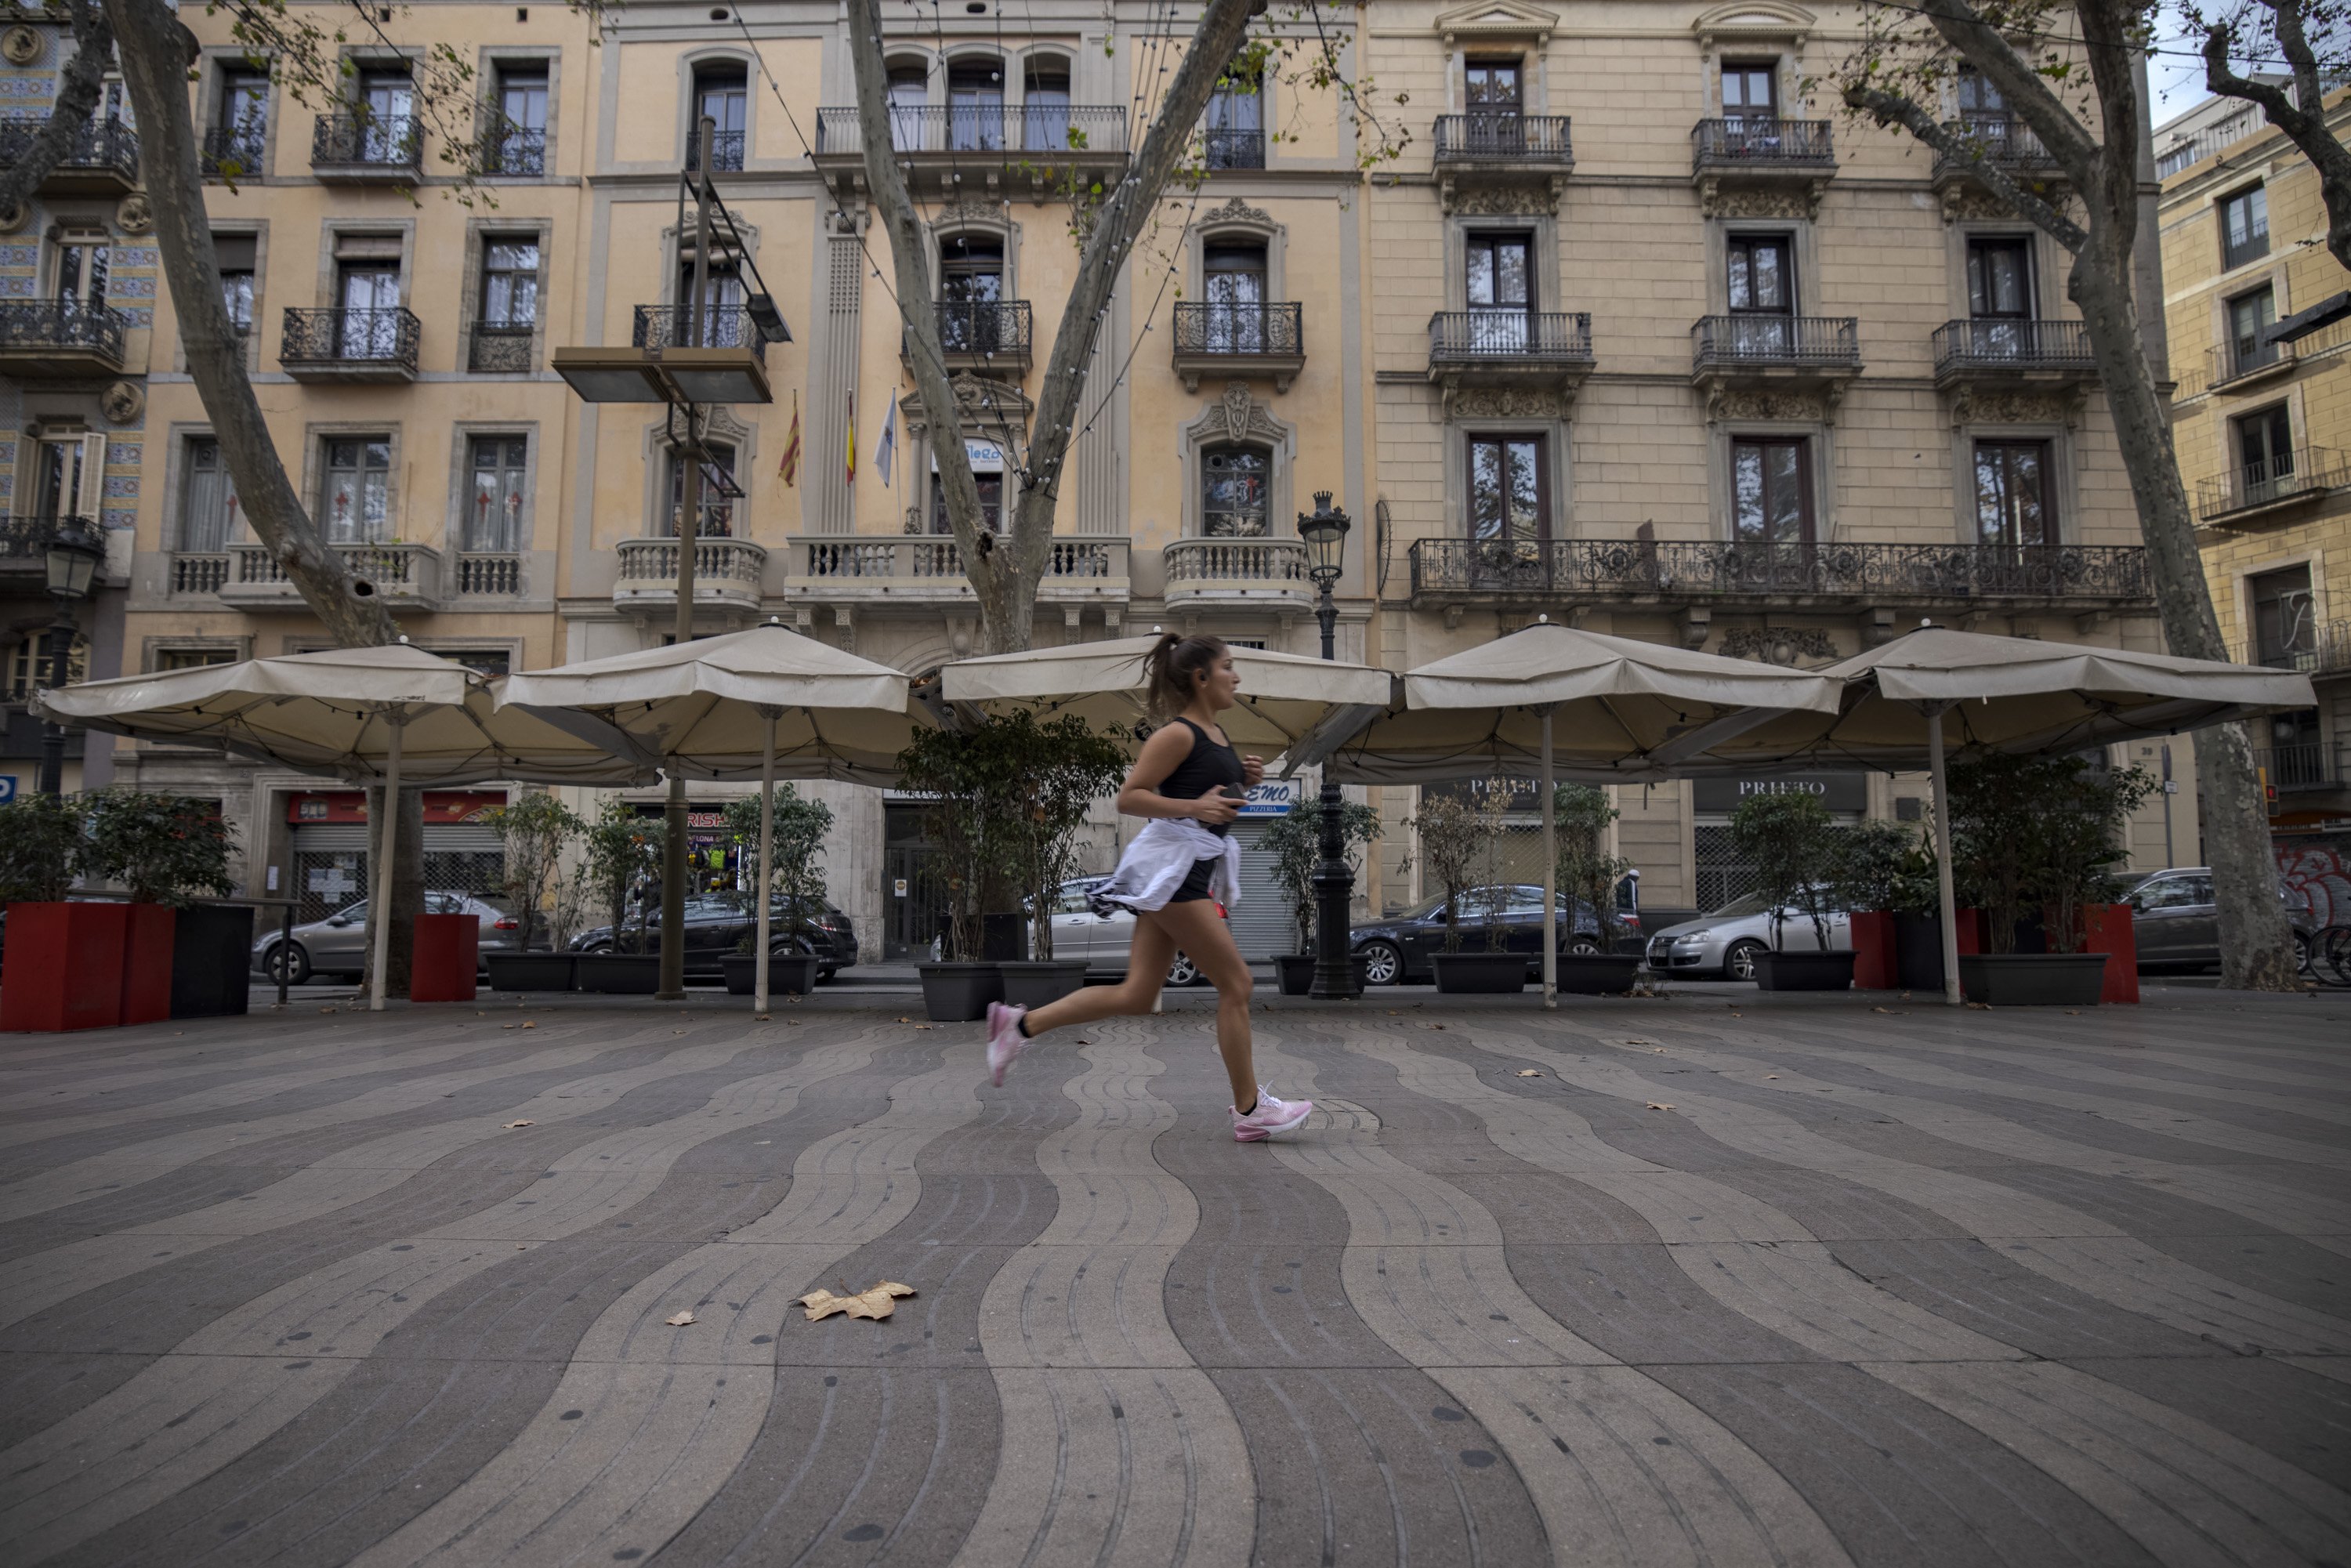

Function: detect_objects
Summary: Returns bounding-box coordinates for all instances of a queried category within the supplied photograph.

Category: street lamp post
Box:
[1295,492,1358,1000]
[37,519,102,797]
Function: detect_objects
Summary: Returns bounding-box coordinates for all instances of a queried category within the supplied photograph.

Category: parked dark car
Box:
[252,892,523,984]
[1350,884,1642,986]
[568,892,857,980]
[2122,867,2315,972]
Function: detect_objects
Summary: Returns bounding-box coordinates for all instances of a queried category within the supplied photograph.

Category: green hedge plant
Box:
[0,794,86,904]
[1261,791,1382,954]
[1729,791,1839,951]
[1553,782,1632,952]
[78,791,237,907]
[581,799,665,954]
[482,790,583,954]
[723,787,836,954]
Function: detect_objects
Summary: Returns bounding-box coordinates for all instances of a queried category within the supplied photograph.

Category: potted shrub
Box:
[574,800,665,994]
[79,791,241,1021]
[1729,791,1855,990]
[1421,781,1526,994]
[0,793,130,1033]
[717,787,835,998]
[1553,783,1643,994]
[991,713,1126,1009]
[482,790,584,992]
[1833,818,1917,991]
[1886,833,1976,990]
[897,721,1020,1019]
[1264,791,1382,996]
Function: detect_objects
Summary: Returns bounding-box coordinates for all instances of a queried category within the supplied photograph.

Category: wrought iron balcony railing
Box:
[1692,315,1860,371]
[2253,618,2351,676]
[280,306,422,370]
[469,321,535,372]
[931,299,1033,359]
[1203,128,1264,168]
[632,304,766,356]
[2214,333,2288,385]
[1172,302,1304,357]
[683,128,746,172]
[1433,113,1574,163]
[1691,117,1835,168]
[1408,537,2152,603]
[2255,742,2344,791]
[813,104,1129,156]
[1428,310,1593,366]
[201,125,268,179]
[480,116,547,176]
[1933,114,2062,177]
[1931,318,2096,374]
[0,299,129,363]
[312,111,422,171]
[2196,447,2351,520]
[0,116,139,184]
[0,514,82,568]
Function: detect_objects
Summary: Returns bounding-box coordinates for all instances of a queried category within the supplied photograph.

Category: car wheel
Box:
[266,942,311,987]
[1567,938,1603,957]
[1356,940,1404,986]
[1724,939,1766,982]
[2295,930,2313,975]
[1165,951,1201,987]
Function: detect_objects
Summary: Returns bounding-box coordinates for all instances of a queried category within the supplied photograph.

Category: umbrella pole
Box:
[1540,705,1556,1009]
[755,709,776,1014]
[368,715,404,1013]
[1925,701,1960,1008]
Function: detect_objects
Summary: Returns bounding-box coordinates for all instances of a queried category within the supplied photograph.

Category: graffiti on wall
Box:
[2277,842,2351,926]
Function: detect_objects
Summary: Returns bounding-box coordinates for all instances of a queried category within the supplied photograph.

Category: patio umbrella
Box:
[1294,621,1842,1006]
[1710,625,2319,1007]
[496,620,928,1009]
[36,641,653,1012]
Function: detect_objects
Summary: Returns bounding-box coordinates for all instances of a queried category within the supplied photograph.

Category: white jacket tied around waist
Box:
[1091,817,1241,914]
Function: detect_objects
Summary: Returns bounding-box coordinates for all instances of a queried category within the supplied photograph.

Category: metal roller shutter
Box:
[1226,820,1294,961]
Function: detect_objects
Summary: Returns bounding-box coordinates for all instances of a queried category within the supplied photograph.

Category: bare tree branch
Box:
[1845,81,2089,247]
[2201,0,2351,273]
[0,0,115,216]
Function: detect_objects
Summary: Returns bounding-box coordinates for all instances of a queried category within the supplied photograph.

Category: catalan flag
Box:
[778,391,801,487]
[844,389,857,485]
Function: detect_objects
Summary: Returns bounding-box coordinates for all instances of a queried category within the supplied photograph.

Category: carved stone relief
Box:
[1696,175,1826,220]
[100,380,144,425]
[114,192,153,236]
[931,197,1009,230]
[1,24,40,64]
[0,201,26,236]
[1706,388,1828,423]
[1438,177,1562,216]
[1719,625,1838,664]
[1199,195,1274,230]
[1947,384,2085,429]
[1442,385,1570,422]
[1211,379,1286,444]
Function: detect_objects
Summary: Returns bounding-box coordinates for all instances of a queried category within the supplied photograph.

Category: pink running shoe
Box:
[985,1001,1028,1087]
[1231,1087,1313,1142]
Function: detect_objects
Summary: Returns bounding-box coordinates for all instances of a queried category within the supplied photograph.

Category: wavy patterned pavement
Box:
[2,987,2348,1566]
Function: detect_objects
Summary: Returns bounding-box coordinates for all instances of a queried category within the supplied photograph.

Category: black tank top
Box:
[1157,717,1244,838]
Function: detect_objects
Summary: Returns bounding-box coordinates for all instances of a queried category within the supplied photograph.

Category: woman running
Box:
[984,632,1313,1142]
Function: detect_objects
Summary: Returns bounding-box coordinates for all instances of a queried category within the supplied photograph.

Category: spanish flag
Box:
[778,391,802,487]
[844,389,857,486]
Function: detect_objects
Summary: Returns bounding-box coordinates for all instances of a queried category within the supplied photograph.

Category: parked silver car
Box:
[1038,877,1212,987]
[2122,867,2316,971]
[1645,892,1852,980]
[252,892,523,984]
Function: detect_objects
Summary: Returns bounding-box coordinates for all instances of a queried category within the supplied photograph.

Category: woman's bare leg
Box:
[1135,901,1258,1110]
[1021,914,1178,1034]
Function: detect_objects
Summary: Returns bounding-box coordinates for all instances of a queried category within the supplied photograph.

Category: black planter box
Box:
[1274,954,1371,996]
[485,952,578,992]
[1556,954,1644,994]
[1894,914,1947,990]
[576,952,662,994]
[719,952,818,997]
[1752,950,1857,991]
[920,961,1003,1022]
[1959,952,2108,1005]
[1432,951,1528,994]
[999,959,1089,1009]
[172,904,254,1019]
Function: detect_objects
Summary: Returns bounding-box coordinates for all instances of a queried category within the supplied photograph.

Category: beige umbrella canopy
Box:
[941,634,1399,759]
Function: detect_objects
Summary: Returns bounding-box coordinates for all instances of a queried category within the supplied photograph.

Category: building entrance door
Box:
[884,804,948,959]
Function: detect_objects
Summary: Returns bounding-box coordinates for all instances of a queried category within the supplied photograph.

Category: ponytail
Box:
[1143,632,1228,721]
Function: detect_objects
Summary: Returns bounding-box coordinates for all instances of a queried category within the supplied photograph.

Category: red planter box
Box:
[411,913,480,1003]
[2074,903,2138,1005]
[1850,911,1897,989]
[2,902,130,1032]
[121,904,176,1027]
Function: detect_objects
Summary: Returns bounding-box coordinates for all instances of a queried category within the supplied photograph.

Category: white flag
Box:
[876,398,897,489]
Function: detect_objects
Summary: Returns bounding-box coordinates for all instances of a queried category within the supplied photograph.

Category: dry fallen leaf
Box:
[912,1024,933,1030]
[896,1016,911,1023]
[2064,1009,2082,1016]
[1654,1047,1667,1053]
[1871,1007,1906,1016]
[504,1120,534,1129]
[522,1022,537,1030]
[665,1309,697,1327]
[799,1280,917,1322]
[1965,1001,1991,1010]
[1646,1102,1676,1111]
[1515,1069,1542,1077]
[1625,1038,1657,1045]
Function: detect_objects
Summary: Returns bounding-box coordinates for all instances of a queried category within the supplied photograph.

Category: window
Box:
[1722,60,1777,120]
[215,234,255,335]
[1725,233,1794,353]
[31,433,102,519]
[181,437,241,551]
[929,457,1005,536]
[7,634,88,700]
[321,436,392,544]
[1730,436,1813,545]
[2233,403,2295,495]
[2250,563,2314,668]
[335,232,404,358]
[1966,237,2030,320]
[481,237,539,329]
[2220,185,2269,269]
[50,230,108,308]
[466,435,528,552]
[2226,286,2279,377]
[1465,230,1533,349]
[887,66,928,150]
[217,67,268,168]
[1201,445,1269,537]
[357,71,415,162]
[1022,60,1071,150]
[939,234,1003,352]
[156,647,237,672]
[1205,60,1263,168]
[676,245,746,346]
[438,648,513,676]
[692,65,747,170]
[666,442,735,537]
[1202,241,1267,351]
[1974,440,2053,548]
[1465,57,1523,114]
[1955,66,2005,117]
[1468,435,1548,545]
[947,58,1004,150]
[491,66,547,174]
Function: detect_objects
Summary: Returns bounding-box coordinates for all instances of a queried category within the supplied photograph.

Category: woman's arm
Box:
[1116,724,1239,825]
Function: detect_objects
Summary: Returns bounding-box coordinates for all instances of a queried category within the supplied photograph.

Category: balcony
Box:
[1691,315,1860,408]
[1432,113,1574,212]
[782,534,1128,611]
[201,126,268,182]
[613,536,769,617]
[453,552,524,596]
[0,299,129,378]
[908,300,1033,375]
[1930,319,2097,389]
[1931,114,2064,201]
[480,115,546,176]
[1407,537,2152,613]
[0,515,92,578]
[683,129,745,173]
[219,542,442,610]
[1204,129,1263,169]
[310,112,422,181]
[1163,538,1312,613]
[169,552,230,595]
[1172,302,1305,392]
[469,321,535,373]
[2255,742,2349,808]
[2194,447,2351,526]
[2208,334,2295,393]
[1690,118,1836,215]
[0,116,139,194]
[811,104,1128,197]
[1426,310,1594,403]
[280,307,422,382]
[2245,619,2351,679]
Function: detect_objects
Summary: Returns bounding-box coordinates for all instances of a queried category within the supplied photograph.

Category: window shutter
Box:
[76,433,107,517]
[334,232,404,260]
[214,234,258,270]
